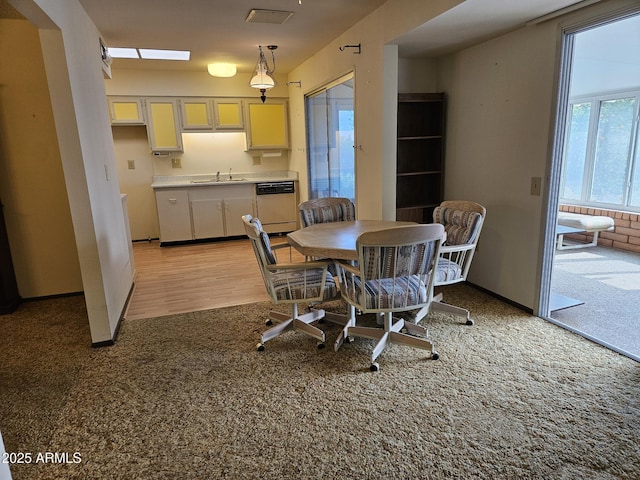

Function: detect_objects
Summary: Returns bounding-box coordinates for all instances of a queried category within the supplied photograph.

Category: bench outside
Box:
[557,212,614,250]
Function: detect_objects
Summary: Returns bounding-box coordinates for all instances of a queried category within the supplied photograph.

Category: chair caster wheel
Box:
[317,342,326,349]
[265,319,273,326]
[346,336,354,344]
[431,352,439,360]
[466,319,474,326]
[257,343,265,351]
[370,362,380,372]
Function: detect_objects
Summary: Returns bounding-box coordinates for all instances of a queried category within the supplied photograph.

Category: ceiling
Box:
[74,0,591,74]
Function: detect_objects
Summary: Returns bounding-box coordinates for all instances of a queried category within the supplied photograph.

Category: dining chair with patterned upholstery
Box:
[298,197,356,228]
[242,214,340,351]
[409,200,486,326]
[334,223,445,371]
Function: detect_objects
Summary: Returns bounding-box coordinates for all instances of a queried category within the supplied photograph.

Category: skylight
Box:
[108,47,138,58]
[108,48,190,61]
[139,49,190,60]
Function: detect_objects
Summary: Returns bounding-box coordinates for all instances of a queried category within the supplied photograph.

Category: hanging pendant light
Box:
[250,45,277,103]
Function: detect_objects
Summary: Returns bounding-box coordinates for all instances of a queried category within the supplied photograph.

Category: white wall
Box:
[437,22,558,308]
[398,57,439,93]
[12,0,134,344]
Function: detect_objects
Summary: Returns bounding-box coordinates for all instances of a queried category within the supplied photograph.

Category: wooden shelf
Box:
[396,93,445,223]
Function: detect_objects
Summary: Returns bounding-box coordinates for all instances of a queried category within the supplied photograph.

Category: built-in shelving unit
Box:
[396,92,445,223]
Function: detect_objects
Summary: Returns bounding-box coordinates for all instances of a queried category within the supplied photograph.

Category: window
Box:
[560,92,640,211]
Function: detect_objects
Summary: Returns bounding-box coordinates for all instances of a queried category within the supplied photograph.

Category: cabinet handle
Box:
[169,198,178,203]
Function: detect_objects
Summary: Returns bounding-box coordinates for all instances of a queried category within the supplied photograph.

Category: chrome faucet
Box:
[216,171,220,182]
[229,168,232,180]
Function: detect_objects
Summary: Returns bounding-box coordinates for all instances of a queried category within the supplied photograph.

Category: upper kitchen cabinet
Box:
[245,99,289,150]
[145,98,183,152]
[178,98,213,130]
[213,99,244,130]
[108,97,145,125]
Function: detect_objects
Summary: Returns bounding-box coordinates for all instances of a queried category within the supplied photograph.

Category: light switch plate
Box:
[530,176,542,196]
[127,160,135,169]
[171,158,182,168]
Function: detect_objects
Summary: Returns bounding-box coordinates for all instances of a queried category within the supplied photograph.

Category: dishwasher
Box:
[255,181,298,233]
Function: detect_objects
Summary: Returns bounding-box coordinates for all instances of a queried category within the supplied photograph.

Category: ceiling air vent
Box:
[245,9,294,24]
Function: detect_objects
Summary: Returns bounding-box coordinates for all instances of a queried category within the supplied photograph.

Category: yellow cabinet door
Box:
[179,98,213,130]
[108,97,145,125]
[245,100,289,150]
[146,99,183,152]
[213,99,244,130]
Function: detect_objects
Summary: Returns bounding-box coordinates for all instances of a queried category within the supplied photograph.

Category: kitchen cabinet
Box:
[108,97,145,125]
[155,189,192,243]
[155,184,255,245]
[145,98,183,152]
[396,93,445,223]
[190,198,225,239]
[223,197,254,236]
[190,185,254,239]
[178,98,213,130]
[245,99,289,150]
[213,99,244,130]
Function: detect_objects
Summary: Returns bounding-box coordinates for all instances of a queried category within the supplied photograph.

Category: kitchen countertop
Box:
[151,170,298,189]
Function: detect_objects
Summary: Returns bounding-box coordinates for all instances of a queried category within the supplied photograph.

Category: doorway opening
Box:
[542,11,640,362]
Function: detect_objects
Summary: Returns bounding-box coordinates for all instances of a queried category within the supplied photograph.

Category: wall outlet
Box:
[171,158,182,168]
[127,160,136,170]
[530,176,542,196]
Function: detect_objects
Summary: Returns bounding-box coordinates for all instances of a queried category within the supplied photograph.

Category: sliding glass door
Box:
[305,73,355,202]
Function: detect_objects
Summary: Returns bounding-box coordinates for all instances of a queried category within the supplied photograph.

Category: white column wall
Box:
[12,0,133,343]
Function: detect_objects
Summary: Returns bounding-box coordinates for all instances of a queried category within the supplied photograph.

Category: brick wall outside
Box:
[559,204,640,253]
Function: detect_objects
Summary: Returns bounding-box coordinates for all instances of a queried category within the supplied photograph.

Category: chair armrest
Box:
[440,243,475,253]
[334,259,360,275]
[271,241,293,262]
[265,260,330,272]
[271,242,292,251]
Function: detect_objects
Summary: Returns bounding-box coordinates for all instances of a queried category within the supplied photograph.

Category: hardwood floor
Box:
[124,236,303,320]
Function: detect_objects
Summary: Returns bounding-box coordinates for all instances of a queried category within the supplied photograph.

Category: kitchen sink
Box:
[190,178,247,184]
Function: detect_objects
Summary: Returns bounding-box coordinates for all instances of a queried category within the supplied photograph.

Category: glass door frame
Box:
[304,72,356,203]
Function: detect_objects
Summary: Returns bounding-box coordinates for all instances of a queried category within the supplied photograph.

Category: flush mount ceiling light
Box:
[250,45,277,103]
[108,48,190,61]
[207,63,237,77]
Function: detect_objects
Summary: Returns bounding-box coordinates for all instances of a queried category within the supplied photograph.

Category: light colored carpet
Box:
[1,286,638,479]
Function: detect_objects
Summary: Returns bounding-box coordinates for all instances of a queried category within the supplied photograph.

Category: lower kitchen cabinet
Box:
[155,185,255,245]
[190,198,225,239]
[155,189,192,243]
[223,197,254,236]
